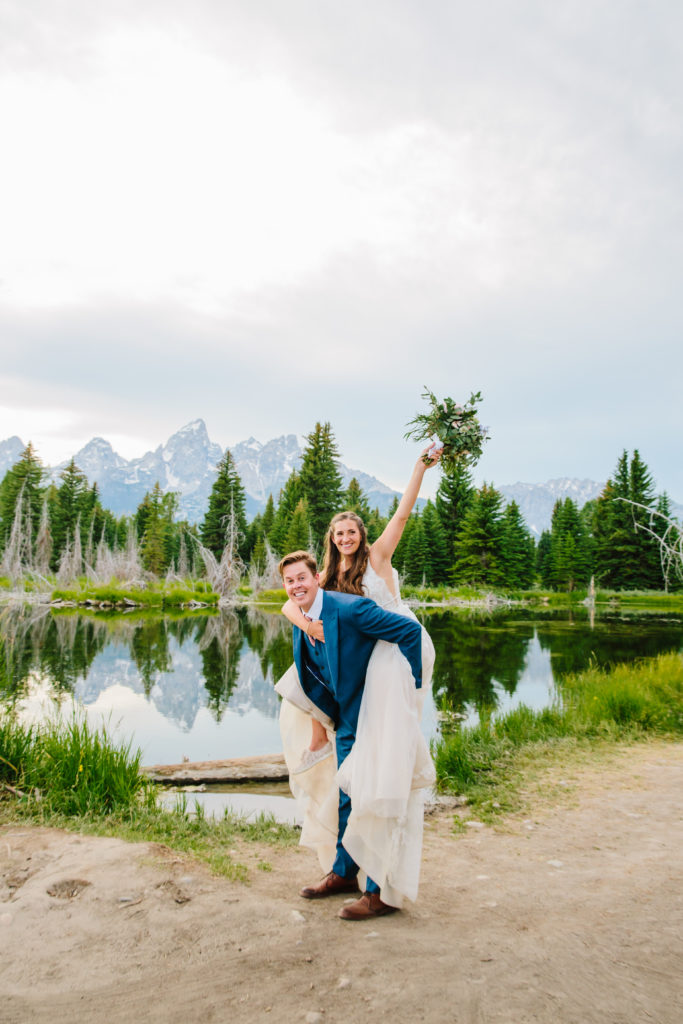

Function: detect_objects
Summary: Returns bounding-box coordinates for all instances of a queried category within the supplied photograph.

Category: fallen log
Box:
[142,753,288,784]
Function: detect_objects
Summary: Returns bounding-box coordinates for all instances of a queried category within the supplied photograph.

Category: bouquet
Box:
[404,388,490,471]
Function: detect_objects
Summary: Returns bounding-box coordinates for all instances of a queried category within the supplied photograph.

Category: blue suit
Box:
[291,588,423,884]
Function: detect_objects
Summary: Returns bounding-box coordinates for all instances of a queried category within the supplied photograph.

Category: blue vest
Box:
[302,633,338,720]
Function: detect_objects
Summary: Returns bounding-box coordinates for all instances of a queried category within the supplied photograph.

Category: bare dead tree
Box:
[247,539,282,594]
[193,499,245,604]
[0,481,27,583]
[616,498,683,592]
[34,498,53,576]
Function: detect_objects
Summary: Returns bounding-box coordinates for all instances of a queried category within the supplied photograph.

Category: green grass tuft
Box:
[0,714,299,879]
[433,652,683,817]
[51,579,219,609]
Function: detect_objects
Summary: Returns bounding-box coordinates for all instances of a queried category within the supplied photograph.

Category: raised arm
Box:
[370,446,440,579]
[281,599,325,643]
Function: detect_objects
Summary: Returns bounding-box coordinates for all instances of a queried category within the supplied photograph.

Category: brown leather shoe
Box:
[338,891,398,920]
[300,872,360,900]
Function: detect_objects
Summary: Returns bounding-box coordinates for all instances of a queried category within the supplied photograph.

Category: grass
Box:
[593,589,683,611]
[0,714,298,880]
[51,579,219,608]
[251,587,287,604]
[433,651,683,821]
[0,715,149,816]
[401,583,502,603]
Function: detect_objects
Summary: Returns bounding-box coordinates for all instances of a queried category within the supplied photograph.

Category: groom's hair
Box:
[278,551,318,577]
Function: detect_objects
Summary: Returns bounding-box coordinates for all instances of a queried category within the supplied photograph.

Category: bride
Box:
[275,446,439,908]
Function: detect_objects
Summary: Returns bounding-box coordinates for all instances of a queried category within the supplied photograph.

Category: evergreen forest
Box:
[0,423,678,595]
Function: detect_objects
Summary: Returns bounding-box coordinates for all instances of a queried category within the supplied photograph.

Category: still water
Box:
[2,603,683,768]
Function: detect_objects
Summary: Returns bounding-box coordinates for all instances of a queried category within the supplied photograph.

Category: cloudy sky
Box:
[1,0,681,500]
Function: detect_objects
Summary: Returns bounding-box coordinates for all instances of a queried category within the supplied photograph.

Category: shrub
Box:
[0,714,153,816]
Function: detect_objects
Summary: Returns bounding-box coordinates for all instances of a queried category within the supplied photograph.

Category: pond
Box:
[2,602,683,769]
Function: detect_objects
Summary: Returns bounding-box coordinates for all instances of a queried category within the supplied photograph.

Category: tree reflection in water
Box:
[422,610,534,717]
[196,611,242,719]
[0,604,293,724]
[1,605,682,739]
[244,605,293,686]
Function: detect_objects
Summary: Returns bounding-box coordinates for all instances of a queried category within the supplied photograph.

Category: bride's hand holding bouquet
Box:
[404,387,490,471]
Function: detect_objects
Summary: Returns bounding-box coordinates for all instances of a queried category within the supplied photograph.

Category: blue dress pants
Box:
[331,726,379,894]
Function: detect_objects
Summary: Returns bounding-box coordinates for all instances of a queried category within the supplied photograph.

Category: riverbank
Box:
[2,578,683,613]
[2,739,681,1024]
[432,651,683,817]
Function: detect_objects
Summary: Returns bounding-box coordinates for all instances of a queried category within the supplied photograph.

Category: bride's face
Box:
[333,519,361,557]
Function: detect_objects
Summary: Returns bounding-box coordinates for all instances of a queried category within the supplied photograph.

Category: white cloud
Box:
[3,16,668,318]
[0,3,681,499]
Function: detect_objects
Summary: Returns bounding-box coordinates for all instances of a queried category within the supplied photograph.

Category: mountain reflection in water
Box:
[1,603,682,766]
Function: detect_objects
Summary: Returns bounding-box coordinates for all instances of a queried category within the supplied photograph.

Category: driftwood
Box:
[1,782,27,798]
[142,753,288,785]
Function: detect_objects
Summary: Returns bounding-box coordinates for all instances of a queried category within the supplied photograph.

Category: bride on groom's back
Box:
[277,445,440,908]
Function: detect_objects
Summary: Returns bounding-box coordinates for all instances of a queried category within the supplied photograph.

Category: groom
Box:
[278,550,424,921]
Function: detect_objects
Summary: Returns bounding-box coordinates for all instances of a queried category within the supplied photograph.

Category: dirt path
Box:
[2,741,682,1024]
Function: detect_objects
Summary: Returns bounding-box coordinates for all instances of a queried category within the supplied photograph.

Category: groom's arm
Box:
[349,598,423,688]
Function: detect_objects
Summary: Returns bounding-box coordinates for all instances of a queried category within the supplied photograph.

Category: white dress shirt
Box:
[305,586,324,621]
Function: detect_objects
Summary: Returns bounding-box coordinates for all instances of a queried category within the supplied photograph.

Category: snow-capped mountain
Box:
[498,479,606,536]
[230,434,305,517]
[3,421,680,533]
[0,436,25,479]
[50,420,224,522]
[229,434,398,517]
[31,420,400,521]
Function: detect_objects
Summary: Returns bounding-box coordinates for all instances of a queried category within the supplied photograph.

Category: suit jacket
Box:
[292,589,423,738]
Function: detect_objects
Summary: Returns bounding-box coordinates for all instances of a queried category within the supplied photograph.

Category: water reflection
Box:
[1,603,683,764]
[419,606,683,723]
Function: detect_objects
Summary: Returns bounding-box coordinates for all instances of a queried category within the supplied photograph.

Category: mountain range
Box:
[1,421,680,536]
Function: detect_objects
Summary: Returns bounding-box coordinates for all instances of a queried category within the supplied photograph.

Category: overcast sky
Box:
[1,1,681,500]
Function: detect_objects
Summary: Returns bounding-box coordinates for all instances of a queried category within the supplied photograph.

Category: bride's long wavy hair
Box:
[319,511,370,596]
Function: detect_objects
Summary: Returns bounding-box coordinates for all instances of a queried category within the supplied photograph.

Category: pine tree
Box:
[546,498,592,592]
[403,517,429,585]
[250,533,267,573]
[536,530,552,587]
[49,459,90,569]
[628,449,662,588]
[342,477,371,521]
[200,450,248,560]
[593,450,661,590]
[391,504,414,578]
[361,507,383,544]
[245,493,276,568]
[0,443,45,558]
[138,483,179,575]
[261,494,276,536]
[269,472,303,556]
[245,513,263,563]
[500,501,535,588]
[436,464,475,572]
[284,498,312,552]
[420,500,451,584]
[298,422,344,549]
[453,484,505,587]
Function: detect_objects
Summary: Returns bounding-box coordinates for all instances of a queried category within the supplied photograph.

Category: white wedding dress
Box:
[275,564,436,908]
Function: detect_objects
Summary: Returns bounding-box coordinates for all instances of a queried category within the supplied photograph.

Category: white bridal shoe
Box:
[291,741,333,775]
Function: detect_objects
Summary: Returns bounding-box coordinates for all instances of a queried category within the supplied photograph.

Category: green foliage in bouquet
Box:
[404,388,489,471]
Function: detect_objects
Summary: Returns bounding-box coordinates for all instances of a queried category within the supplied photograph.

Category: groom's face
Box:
[282,561,319,613]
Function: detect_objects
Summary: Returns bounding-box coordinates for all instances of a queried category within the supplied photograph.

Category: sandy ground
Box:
[1,742,682,1024]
